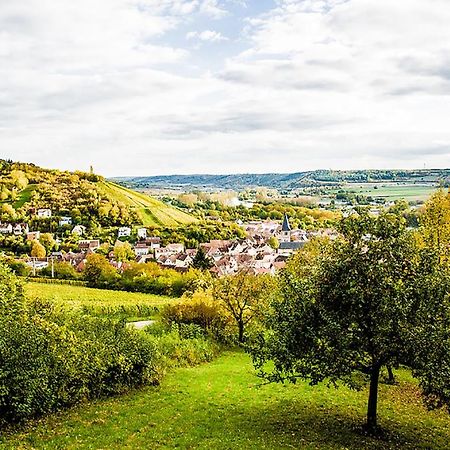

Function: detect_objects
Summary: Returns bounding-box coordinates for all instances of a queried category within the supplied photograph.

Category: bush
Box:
[161,290,235,344]
[0,264,219,424]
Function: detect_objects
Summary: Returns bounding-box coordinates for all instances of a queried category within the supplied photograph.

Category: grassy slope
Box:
[99,181,196,227]
[12,184,37,209]
[2,351,449,449]
[25,282,176,320]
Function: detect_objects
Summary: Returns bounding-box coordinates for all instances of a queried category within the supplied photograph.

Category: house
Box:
[13,223,29,235]
[134,243,150,256]
[137,228,147,240]
[118,227,131,238]
[145,237,161,249]
[59,216,72,226]
[27,231,41,241]
[78,239,100,251]
[0,223,13,234]
[72,225,86,235]
[166,243,185,253]
[37,208,52,218]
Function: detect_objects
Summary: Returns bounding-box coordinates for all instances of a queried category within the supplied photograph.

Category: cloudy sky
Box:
[1,0,450,176]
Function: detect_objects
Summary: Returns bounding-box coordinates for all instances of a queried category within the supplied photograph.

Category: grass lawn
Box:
[25,281,177,320]
[2,351,449,449]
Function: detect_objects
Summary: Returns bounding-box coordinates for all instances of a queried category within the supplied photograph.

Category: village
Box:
[0,209,338,276]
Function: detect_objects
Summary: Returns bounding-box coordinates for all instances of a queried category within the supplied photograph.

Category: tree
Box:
[39,233,56,253]
[267,236,279,250]
[30,240,46,258]
[212,271,273,343]
[191,246,214,270]
[249,211,450,432]
[113,241,134,262]
[83,254,117,286]
[420,189,450,262]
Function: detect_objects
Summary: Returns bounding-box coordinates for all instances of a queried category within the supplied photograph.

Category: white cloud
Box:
[1,0,450,175]
[186,30,228,42]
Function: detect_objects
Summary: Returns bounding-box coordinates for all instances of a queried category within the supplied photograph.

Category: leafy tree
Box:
[213,271,274,343]
[83,254,117,286]
[191,247,214,270]
[267,236,279,249]
[39,233,56,253]
[30,240,46,258]
[420,189,450,262]
[249,211,450,431]
[113,241,134,262]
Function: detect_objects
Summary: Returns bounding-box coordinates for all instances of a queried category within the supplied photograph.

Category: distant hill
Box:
[112,169,450,191]
[0,160,196,227]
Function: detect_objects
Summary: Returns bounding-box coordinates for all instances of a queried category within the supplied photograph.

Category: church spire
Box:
[281,213,291,232]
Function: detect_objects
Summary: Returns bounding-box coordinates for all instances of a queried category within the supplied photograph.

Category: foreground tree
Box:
[249,211,450,432]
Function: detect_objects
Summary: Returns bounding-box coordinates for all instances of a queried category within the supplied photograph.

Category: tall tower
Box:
[90,165,94,175]
[279,214,291,243]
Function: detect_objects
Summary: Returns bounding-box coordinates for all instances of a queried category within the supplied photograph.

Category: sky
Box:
[1,0,450,176]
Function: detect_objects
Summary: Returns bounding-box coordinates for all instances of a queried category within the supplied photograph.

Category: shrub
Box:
[0,264,219,424]
[161,290,235,344]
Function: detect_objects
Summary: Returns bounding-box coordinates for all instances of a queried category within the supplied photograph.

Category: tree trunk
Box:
[238,321,244,343]
[367,362,381,432]
[387,365,395,384]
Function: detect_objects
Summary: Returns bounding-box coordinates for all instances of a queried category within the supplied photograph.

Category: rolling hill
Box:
[0,160,196,227]
[98,182,196,227]
[113,169,450,191]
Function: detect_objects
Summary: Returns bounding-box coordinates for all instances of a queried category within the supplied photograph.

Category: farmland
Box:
[25,281,177,320]
[327,182,438,203]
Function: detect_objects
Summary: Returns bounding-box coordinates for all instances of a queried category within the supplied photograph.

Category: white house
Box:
[134,243,150,256]
[72,225,86,235]
[137,228,147,239]
[59,216,72,226]
[13,223,29,235]
[118,227,131,238]
[0,223,13,234]
[37,208,52,218]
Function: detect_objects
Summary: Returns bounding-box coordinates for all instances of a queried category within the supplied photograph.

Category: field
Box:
[2,351,449,449]
[329,182,438,202]
[12,184,37,209]
[25,281,177,320]
[99,181,196,227]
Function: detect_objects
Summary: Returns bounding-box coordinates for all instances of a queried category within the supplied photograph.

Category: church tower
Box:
[279,214,291,243]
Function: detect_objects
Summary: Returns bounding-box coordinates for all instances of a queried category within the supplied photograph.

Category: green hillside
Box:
[98,182,196,227]
[0,160,196,228]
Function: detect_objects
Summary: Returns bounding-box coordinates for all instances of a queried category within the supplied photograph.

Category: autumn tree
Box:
[249,211,450,432]
[213,271,274,343]
[30,240,46,258]
[83,254,117,287]
[113,241,134,262]
[420,188,450,262]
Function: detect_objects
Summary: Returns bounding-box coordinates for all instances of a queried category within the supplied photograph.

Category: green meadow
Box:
[2,351,449,449]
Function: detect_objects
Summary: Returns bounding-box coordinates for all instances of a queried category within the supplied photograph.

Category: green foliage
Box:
[249,211,450,431]
[83,254,118,287]
[0,266,217,424]
[161,290,234,344]
[191,246,214,270]
[213,271,275,343]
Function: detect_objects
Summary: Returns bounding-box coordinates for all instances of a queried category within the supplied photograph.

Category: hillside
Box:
[113,168,450,191]
[98,182,196,227]
[0,160,196,227]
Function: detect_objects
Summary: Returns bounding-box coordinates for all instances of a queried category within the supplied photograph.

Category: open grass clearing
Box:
[2,351,449,449]
[25,281,177,320]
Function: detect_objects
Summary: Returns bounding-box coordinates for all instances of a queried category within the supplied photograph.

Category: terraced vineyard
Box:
[98,181,196,227]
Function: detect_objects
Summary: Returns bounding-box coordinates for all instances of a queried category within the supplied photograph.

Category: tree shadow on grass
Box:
[210,395,449,450]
